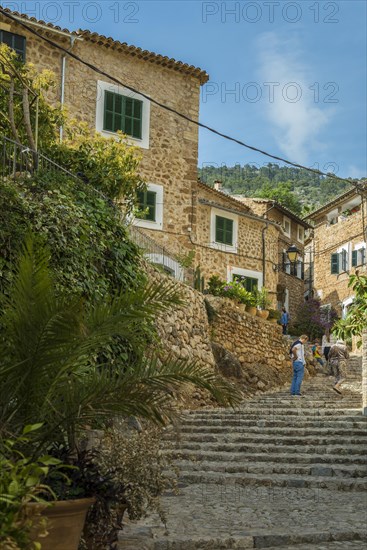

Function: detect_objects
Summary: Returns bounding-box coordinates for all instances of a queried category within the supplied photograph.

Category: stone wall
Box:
[363,329,367,416]
[206,295,294,395]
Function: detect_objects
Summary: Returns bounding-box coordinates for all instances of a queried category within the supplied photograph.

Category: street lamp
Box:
[273,244,301,271]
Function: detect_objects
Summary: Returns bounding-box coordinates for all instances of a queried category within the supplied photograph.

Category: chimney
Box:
[213,180,222,191]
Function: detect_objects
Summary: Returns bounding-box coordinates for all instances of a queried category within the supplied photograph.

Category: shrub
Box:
[292,298,338,341]
[207,276,255,306]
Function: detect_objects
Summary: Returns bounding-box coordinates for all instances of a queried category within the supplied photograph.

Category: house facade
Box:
[194,184,279,304]
[233,198,311,320]
[1,9,282,302]
[305,184,367,319]
[0,8,207,260]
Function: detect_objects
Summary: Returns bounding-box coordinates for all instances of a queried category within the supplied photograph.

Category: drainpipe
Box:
[60,37,77,142]
[262,223,268,287]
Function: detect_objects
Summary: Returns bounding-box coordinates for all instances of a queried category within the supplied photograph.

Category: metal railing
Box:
[129,225,195,286]
[1,134,195,286]
[0,135,78,181]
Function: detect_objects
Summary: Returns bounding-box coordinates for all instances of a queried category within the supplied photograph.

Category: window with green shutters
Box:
[0,30,26,61]
[103,91,143,139]
[331,253,339,274]
[215,216,233,246]
[352,247,366,267]
[136,190,156,221]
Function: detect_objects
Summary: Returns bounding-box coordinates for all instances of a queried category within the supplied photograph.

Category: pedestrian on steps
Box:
[281,307,290,335]
[329,339,349,395]
[290,334,308,397]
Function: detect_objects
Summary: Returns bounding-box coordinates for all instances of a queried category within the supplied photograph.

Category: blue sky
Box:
[4,0,366,178]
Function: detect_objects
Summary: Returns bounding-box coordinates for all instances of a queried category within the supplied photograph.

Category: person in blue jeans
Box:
[290,334,308,396]
[281,307,290,335]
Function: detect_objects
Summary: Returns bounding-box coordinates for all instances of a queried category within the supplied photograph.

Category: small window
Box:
[215,215,233,246]
[0,30,26,61]
[283,216,291,237]
[297,225,304,243]
[136,190,156,221]
[341,249,348,272]
[103,91,143,139]
[352,247,366,267]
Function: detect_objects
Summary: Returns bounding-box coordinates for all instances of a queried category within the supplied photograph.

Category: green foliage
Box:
[198,163,356,213]
[46,123,145,203]
[0,236,241,457]
[176,249,195,269]
[207,276,255,306]
[268,308,281,320]
[255,181,302,215]
[0,171,143,301]
[255,287,271,310]
[0,425,58,550]
[292,298,338,341]
[0,44,64,149]
[332,271,367,347]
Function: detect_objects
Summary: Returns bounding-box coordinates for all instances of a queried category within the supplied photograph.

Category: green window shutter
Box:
[103,92,143,138]
[352,250,358,267]
[215,216,233,245]
[361,248,366,265]
[0,30,26,61]
[136,190,156,221]
[331,253,339,274]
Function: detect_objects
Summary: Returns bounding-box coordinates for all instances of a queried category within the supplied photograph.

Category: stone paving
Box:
[118,357,367,549]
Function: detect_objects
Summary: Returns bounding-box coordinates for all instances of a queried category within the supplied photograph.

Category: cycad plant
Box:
[0,235,240,454]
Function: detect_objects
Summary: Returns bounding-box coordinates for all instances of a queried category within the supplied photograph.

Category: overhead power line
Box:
[1,7,366,193]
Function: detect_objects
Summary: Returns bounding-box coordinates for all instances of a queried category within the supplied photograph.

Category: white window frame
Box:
[134,183,163,231]
[283,248,291,274]
[96,80,151,149]
[210,208,238,254]
[342,296,354,320]
[337,242,350,272]
[282,215,291,238]
[297,225,305,244]
[353,242,366,267]
[227,266,263,289]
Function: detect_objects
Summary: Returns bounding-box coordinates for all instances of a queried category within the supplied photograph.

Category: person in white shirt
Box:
[290,334,309,397]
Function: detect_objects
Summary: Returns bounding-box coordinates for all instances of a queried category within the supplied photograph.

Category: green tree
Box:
[254,181,302,215]
[332,271,367,347]
[0,235,241,454]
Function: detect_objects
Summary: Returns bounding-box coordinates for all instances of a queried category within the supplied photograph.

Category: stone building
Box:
[0,8,207,257]
[233,198,311,320]
[0,8,282,301]
[194,184,280,305]
[305,184,367,318]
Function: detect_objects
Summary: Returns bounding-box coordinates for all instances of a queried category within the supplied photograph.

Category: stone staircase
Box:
[118,356,367,549]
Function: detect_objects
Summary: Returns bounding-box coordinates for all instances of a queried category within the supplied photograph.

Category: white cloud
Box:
[347,165,367,179]
[256,32,334,164]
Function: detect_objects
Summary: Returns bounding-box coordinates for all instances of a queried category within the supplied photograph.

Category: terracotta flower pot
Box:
[29,497,95,550]
[246,305,257,316]
[257,309,269,320]
[269,318,278,323]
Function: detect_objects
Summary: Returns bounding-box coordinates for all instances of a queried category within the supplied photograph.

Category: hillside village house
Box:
[1,8,284,304]
[232,197,311,320]
[305,184,367,320]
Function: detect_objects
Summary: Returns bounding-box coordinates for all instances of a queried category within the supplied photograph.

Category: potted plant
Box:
[245,292,257,316]
[0,236,241,548]
[268,308,281,324]
[255,288,271,319]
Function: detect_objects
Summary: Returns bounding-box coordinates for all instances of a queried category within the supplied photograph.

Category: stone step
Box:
[164,449,367,465]
[166,426,367,438]
[182,410,365,420]
[164,442,367,458]
[262,542,367,550]
[164,433,367,446]
[176,470,367,491]
[171,460,367,478]
[172,423,367,433]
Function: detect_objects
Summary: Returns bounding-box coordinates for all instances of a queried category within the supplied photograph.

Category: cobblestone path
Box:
[118,357,367,549]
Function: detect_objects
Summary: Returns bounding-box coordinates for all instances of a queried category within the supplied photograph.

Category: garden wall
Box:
[206,296,295,395]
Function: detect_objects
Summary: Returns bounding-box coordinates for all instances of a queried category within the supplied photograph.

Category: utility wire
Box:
[1,7,365,193]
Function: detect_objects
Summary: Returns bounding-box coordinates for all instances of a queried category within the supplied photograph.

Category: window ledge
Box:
[209,241,238,254]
